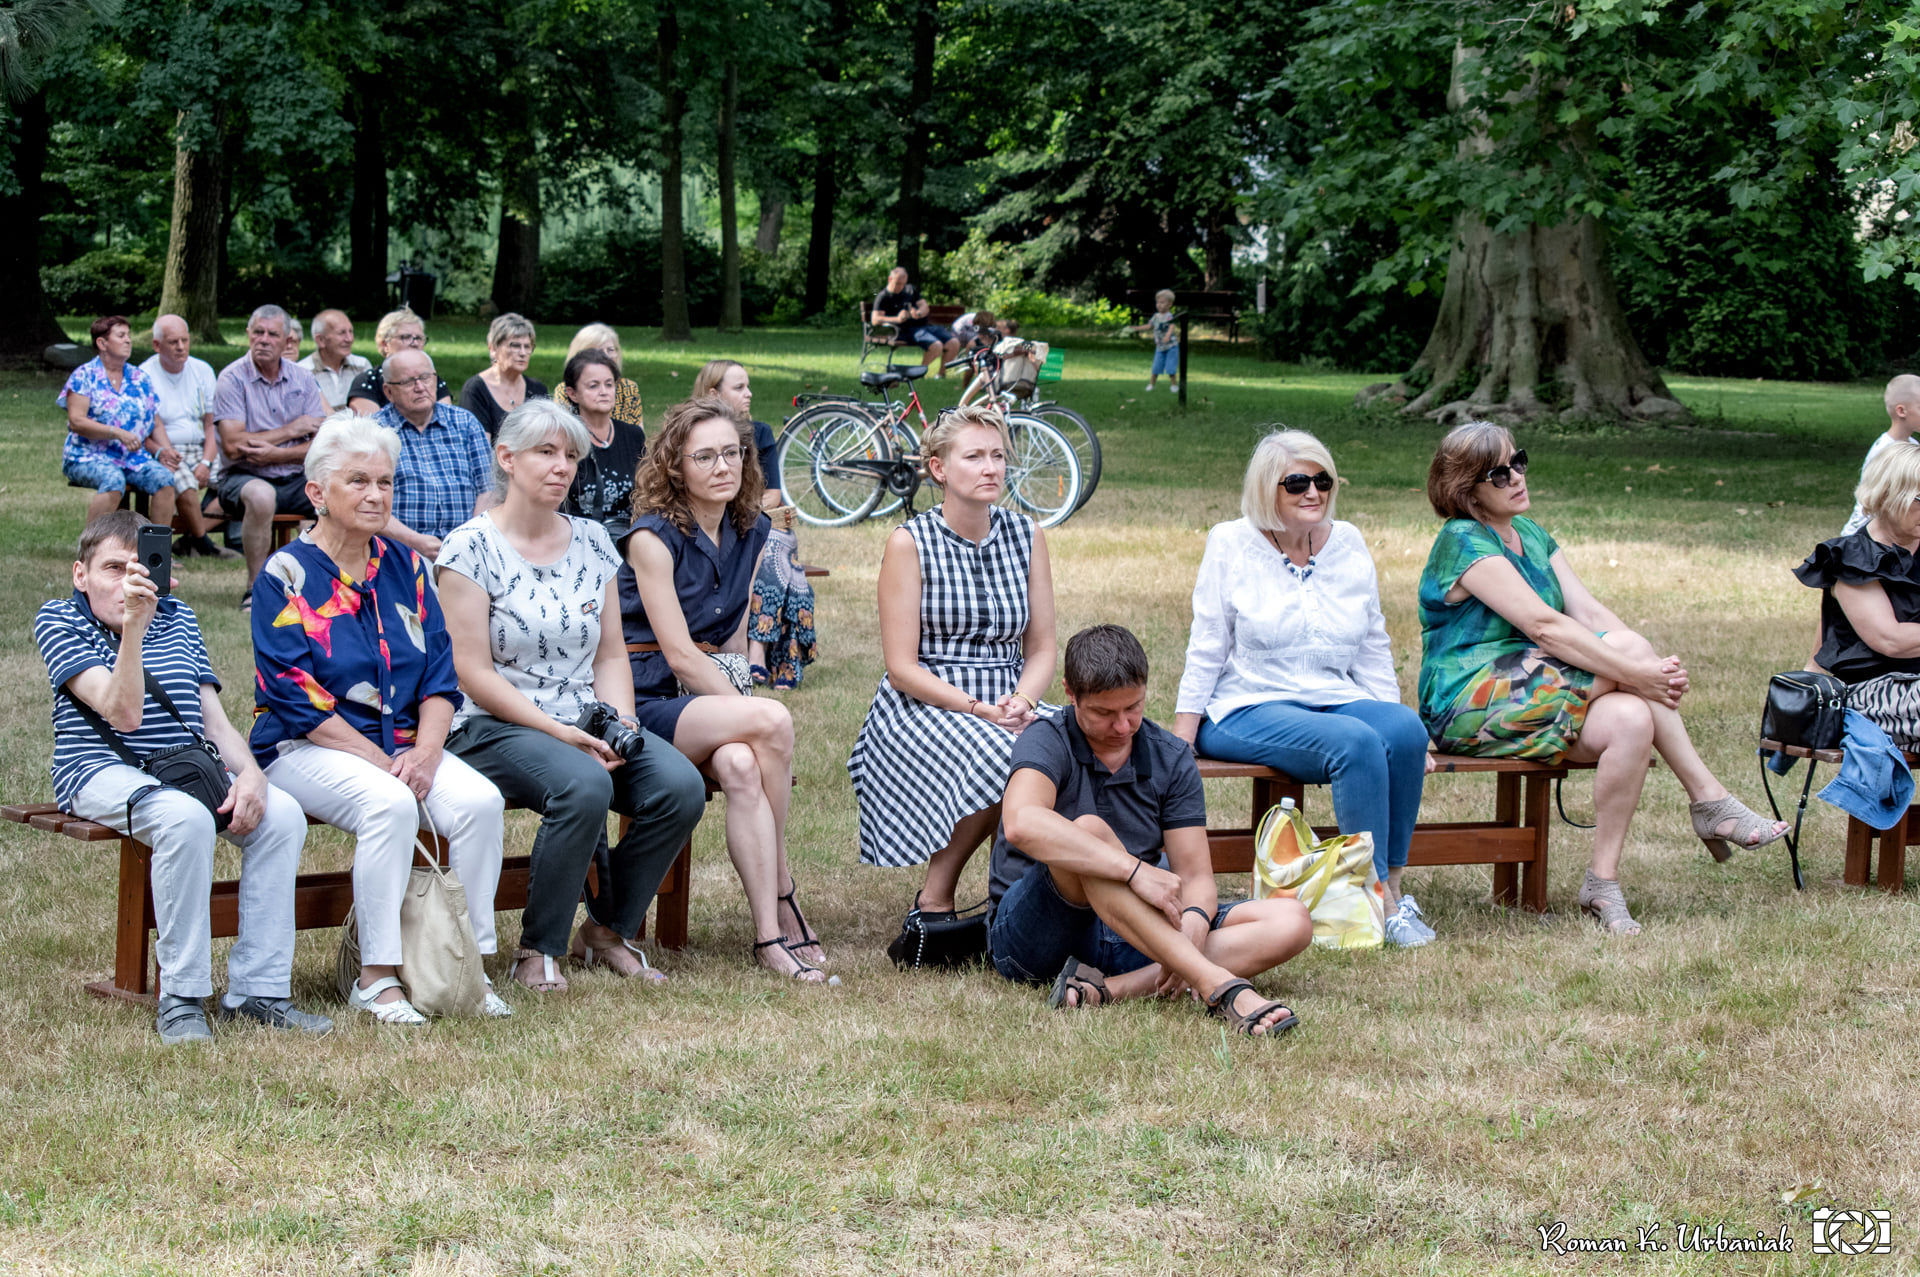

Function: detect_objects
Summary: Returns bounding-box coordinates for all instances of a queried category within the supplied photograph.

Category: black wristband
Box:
[1127,858,1142,885]
[1183,905,1214,929]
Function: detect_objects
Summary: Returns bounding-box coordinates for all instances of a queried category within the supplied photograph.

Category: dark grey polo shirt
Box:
[987,708,1209,906]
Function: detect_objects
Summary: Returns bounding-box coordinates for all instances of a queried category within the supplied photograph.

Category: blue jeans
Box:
[1151,346,1179,377]
[1197,698,1428,879]
[989,864,1244,984]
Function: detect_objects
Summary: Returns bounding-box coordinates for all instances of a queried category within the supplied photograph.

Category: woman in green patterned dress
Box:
[1416,422,1786,935]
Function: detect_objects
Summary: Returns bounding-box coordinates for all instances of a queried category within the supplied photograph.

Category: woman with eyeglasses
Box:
[1418,421,1785,936]
[1173,430,1435,945]
[458,313,548,441]
[620,396,830,981]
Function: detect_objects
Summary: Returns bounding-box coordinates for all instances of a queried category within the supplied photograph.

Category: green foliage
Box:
[1250,224,1438,370]
[39,248,160,316]
[539,222,783,327]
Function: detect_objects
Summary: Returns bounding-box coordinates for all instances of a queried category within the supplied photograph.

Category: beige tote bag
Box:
[335,809,488,1017]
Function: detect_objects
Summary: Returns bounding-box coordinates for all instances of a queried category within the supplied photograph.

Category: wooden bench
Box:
[1760,738,1912,892]
[859,300,966,367]
[1195,754,1593,912]
[2,781,726,1005]
[1126,289,1242,343]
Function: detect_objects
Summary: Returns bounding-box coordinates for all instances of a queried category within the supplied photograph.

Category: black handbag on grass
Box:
[1758,670,1849,891]
[66,672,233,833]
[887,899,991,970]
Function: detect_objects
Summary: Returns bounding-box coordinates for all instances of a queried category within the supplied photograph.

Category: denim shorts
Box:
[215,468,314,518]
[908,325,955,348]
[63,451,176,495]
[988,864,1244,984]
[1151,345,1180,376]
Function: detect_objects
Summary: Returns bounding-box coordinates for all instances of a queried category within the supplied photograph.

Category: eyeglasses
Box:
[1278,471,1334,495]
[390,331,426,347]
[686,446,744,471]
[387,373,437,391]
[1482,450,1529,488]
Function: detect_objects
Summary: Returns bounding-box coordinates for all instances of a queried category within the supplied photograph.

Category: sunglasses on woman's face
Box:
[1482,449,1529,488]
[1279,471,1334,495]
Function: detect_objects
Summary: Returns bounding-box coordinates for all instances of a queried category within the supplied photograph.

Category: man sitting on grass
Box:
[987,624,1312,1036]
[34,511,331,1045]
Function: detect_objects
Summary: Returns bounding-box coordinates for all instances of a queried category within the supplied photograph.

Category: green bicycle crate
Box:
[1038,349,1064,382]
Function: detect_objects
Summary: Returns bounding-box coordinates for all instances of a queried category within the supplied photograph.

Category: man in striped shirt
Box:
[34,512,330,1044]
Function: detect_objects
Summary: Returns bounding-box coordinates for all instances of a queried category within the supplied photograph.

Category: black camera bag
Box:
[67,672,233,832]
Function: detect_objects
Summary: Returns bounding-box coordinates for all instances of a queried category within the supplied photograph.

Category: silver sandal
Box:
[1578,870,1642,937]
[1689,794,1788,862]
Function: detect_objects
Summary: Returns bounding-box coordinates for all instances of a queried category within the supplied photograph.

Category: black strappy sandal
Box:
[1205,978,1298,1037]
[752,936,824,983]
[1047,958,1110,1009]
[779,880,826,964]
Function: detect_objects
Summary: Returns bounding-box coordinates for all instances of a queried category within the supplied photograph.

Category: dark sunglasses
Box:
[1482,449,1529,488]
[1279,471,1334,495]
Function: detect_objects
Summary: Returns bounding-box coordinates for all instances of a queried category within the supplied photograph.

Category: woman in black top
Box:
[1796,441,1920,746]
[459,312,549,439]
[560,350,645,535]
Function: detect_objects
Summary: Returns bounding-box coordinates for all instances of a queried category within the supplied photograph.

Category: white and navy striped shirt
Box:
[34,593,220,809]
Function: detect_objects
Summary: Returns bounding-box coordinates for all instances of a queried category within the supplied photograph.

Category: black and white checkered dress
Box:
[847,505,1052,867]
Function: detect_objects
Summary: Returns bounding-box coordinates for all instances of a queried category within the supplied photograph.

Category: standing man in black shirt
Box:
[873,266,961,377]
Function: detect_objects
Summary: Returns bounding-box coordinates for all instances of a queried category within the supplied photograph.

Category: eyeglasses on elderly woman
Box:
[1481,449,1529,488]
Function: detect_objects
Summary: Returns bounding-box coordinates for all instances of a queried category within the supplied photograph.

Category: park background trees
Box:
[9,0,1920,414]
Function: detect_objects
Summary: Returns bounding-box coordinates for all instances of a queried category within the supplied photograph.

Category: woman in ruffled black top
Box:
[1795,441,1920,747]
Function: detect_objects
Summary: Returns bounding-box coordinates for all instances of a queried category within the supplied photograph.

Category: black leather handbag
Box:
[67,672,233,833]
[887,900,990,970]
[1761,670,1848,751]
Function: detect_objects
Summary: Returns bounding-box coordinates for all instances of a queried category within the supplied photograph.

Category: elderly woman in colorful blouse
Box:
[1416,421,1786,936]
[1795,440,1920,746]
[250,412,508,1023]
[1173,430,1435,946]
[59,314,179,527]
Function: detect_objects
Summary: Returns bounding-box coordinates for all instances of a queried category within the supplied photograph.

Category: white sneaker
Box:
[481,976,513,1018]
[1144,381,1155,392]
[347,975,426,1025]
[1397,894,1437,941]
[1383,912,1431,947]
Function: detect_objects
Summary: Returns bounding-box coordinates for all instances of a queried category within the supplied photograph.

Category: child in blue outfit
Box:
[1127,289,1179,392]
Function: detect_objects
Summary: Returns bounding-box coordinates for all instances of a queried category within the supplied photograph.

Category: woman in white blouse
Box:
[1173,430,1436,946]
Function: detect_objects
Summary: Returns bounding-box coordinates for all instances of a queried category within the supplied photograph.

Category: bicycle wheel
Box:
[997,414,1082,528]
[871,416,922,518]
[1027,403,1101,512]
[778,403,888,527]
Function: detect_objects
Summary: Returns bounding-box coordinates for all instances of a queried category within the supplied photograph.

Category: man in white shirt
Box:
[139,315,233,559]
[298,310,369,411]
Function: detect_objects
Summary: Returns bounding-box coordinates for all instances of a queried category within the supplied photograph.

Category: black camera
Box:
[575,701,645,763]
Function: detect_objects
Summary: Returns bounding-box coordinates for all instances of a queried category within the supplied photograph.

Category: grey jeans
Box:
[71,763,308,1000]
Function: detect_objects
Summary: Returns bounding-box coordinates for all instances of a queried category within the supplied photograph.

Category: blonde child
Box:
[1127,289,1178,392]
[1843,374,1920,533]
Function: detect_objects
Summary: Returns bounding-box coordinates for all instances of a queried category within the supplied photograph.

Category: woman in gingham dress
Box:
[847,406,1058,915]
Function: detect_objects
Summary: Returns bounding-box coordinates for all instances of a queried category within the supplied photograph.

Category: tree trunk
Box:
[1203,204,1236,292]
[657,1,693,342]
[491,145,542,316]
[717,58,743,332]
[157,105,227,347]
[755,197,784,254]
[348,80,390,319]
[1366,213,1686,423]
[804,0,847,316]
[894,2,937,277]
[0,88,70,362]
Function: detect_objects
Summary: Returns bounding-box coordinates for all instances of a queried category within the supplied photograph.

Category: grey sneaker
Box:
[1383,912,1431,948]
[217,995,335,1037]
[156,994,212,1045]
[1397,894,1437,941]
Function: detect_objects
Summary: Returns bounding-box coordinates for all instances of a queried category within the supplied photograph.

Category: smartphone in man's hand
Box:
[137,524,172,597]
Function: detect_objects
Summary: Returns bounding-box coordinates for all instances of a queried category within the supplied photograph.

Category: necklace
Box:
[583,416,614,447]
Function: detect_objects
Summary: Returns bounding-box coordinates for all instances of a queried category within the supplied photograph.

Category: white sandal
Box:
[347,976,426,1025]
[481,976,513,1018]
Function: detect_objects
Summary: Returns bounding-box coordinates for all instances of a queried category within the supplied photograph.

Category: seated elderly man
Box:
[211,305,328,603]
[374,347,493,559]
[347,308,451,414]
[988,624,1312,1037]
[34,511,330,1044]
[298,309,370,412]
[139,314,233,560]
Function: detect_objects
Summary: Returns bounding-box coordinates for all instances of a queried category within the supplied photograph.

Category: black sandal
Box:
[752,936,824,983]
[1205,978,1297,1037]
[779,880,826,962]
[1047,957,1110,1009]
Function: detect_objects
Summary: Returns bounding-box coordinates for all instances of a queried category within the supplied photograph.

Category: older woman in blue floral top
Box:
[250,413,508,1025]
[59,314,179,527]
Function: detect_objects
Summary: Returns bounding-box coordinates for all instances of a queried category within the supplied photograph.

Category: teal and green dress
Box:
[1416,517,1595,760]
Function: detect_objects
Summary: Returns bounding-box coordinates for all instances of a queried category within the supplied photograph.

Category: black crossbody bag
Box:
[887,899,991,970]
[66,672,233,834]
[1758,670,1849,890]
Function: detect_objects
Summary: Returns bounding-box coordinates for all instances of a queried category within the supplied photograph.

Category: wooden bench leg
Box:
[1879,807,1912,893]
[85,835,158,1005]
[1489,772,1520,907]
[648,841,692,950]
[1845,816,1874,887]
[1520,774,1551,914]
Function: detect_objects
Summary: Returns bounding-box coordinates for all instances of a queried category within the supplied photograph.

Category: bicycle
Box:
[952,343,1101,513]
[778,364,1083,528]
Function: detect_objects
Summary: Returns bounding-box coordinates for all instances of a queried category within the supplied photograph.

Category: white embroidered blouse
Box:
[1176,517,1403,720]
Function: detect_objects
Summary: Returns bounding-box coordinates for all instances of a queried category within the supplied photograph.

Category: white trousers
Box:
[264,742,504,965]
[72,763,308,1000]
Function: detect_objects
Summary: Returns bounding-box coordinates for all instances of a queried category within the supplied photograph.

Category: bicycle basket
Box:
[994,340,1049,397]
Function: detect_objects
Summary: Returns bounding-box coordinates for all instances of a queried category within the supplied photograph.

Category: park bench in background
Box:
[1196,754,1593,912]
[1126,289,1243,343]
[1759,738,1913,893]
[859,300,966,367]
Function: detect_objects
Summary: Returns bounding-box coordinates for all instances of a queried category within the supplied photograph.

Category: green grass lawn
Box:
[0,324,1912,1274]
